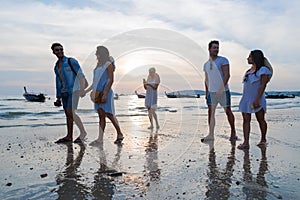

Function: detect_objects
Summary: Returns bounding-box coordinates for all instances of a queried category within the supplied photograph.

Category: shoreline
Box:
[1,106,300,199]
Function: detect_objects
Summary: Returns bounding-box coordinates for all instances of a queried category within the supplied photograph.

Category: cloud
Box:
[0,0,299,95]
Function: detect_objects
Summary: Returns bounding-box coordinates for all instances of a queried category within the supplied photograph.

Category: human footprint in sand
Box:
[83,46,124,145]
[51,42,88,144]
[237,50,272,150]
[144,67,160,130]
[202,40,237,142]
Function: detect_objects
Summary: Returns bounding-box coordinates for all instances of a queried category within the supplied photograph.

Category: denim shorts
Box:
[61,91,80,109]
[206,90,231,107]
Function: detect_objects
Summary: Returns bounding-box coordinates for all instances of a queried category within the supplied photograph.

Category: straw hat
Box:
[109,56,116,71]
[264,57,273,81]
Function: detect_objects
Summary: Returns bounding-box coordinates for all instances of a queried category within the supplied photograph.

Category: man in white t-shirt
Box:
[202,40,237,142]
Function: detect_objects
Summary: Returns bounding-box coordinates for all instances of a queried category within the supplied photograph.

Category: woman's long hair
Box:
[244,49,267,82]
[96,46,110,66]
[251,49,265,75]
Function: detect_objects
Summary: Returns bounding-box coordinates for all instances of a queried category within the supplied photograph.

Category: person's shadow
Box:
[145,132,161,182]
[56,143,88,199]
[242,146,268,199]
[204,140,236,199]
[91,144,123,199]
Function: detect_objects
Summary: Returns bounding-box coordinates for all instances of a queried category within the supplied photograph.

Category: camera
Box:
[54,100,62,107]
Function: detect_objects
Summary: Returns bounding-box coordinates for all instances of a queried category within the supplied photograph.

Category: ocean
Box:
[1,93,300,129]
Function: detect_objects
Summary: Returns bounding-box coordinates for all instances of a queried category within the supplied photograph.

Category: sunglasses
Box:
[54,48,63,52]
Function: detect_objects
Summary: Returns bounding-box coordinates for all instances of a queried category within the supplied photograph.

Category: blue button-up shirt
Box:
[54,56,85,98]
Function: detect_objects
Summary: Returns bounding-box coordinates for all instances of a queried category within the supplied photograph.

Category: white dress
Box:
[145,81,158,109]
[93,61,115,115]
[239,66,272,113]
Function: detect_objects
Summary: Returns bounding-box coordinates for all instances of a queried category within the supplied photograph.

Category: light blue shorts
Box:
[206,90,231,107]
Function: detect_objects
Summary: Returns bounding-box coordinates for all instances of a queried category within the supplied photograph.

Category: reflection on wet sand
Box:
[111,131,162,198]
[56,143,88,199]
[242,146,268,199]
[205,140,236,199]
[91,144,123,199]
[55,143,124,199]
[145,132,161,182]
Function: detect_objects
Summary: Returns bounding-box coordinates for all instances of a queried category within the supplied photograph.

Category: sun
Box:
[116,52,148,75]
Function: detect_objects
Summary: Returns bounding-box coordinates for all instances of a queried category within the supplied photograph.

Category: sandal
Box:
[74,137,84,143]
[89,139,103,146]
[237,143,249,150]
[114,137,124,144]
[55,137,72,144]
[201,136,214,143]
[257,141,267,147]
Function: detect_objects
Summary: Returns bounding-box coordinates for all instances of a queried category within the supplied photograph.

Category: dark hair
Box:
[208,40,219,49]
[51,43,63,51]
[96,46,110,63]
[244,49,265,82]
[251,49,265,74]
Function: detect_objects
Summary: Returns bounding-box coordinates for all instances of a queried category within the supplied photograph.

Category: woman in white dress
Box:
[238,50,272,149]
[84,46,124,145]
[144,67,160,130]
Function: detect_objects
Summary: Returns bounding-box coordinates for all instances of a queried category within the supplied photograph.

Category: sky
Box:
[0,0,299,95]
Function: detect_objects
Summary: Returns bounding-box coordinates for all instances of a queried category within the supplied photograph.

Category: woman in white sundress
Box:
[238,50,272,150]
[84,46,124,145]
[144,67,160,130]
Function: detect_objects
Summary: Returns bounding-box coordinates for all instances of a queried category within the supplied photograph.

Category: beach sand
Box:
[1,106,300,199]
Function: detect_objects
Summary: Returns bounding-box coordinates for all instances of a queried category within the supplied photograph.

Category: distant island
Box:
[163,90,242,96]
[265,91,300,98]
[161,90,300,97]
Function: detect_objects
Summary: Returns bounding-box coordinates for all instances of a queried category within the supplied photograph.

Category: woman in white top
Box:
[84,46,124,145]
[144,67,160,130]
[238,50,272,149]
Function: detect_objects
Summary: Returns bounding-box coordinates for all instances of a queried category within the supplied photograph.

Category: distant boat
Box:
[265,92,295,99]
[114,93,119,100]
[165,91,200,98]
[135,91,145,98]
[23,87,46,102]
[165,91,177,98]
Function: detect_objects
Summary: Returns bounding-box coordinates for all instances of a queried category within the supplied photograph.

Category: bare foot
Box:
[89,139,103,146]
[148,126,154,130]
[257,141,267,147]
[237,143,250,150]
[55,137,72,144]
[74,132,87,143]
[79,132,87,140]
[114,136,124,144]
[201,135,214,143]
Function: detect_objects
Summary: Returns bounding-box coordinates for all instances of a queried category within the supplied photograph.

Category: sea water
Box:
[1,94,299,129]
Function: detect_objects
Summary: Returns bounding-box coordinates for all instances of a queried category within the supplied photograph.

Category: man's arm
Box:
[221,64,230,87]
[204,72,209,98]
[216,64,230,96]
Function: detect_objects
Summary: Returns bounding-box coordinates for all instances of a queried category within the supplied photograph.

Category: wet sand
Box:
[1,108,300,199]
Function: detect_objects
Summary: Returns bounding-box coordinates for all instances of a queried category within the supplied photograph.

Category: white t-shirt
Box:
[203,56,230,92]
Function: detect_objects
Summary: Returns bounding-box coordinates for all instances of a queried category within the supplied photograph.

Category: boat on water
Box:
[135,91,145,98]
[165,91,200,98]
[23,87,46,102]
[265,92,295,99]
[114,93,119,100]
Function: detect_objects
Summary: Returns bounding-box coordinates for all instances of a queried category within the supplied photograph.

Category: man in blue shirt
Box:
[51,42,87,143]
